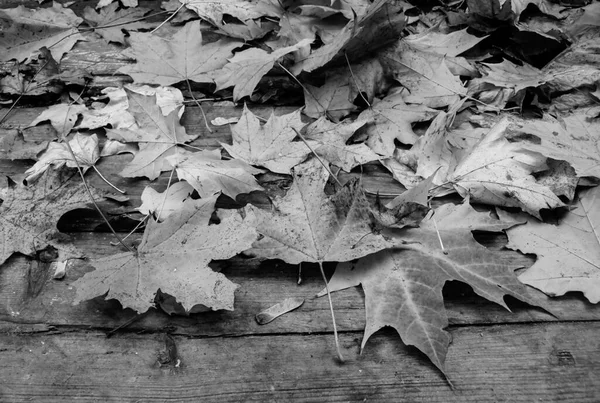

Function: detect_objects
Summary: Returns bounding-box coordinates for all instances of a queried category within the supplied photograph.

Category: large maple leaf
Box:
[242,158,396,264]
[109,89,196,180]
[0,168,106,267]
[221,106,310,174]
[167,149,264,199]
[0,2,85,62]
[322,201,543,375]
[501,186,600,303]
[72,195,257,313]
[117,20,241,86]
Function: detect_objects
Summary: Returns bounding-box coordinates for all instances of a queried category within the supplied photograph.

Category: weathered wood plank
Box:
[1,234,599,338]
[1,322,599,402]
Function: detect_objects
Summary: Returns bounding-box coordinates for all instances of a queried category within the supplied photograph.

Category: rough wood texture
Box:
[1,0,600,400]
[1,322,599,402]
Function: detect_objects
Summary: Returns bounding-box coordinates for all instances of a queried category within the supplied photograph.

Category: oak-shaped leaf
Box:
[0,167,106,267]
[24,133,100,184]
[501,186,600,303]
[242,158,396,264]
[73,195,258,313]
[321,200,542,375]
[167,149,264,199]
[0,2,85,62]
[222,105,310,174]
[117,20,241,86]
[109,89,196,180]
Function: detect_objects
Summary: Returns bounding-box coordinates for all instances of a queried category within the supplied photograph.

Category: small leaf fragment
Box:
[256,297,305,325]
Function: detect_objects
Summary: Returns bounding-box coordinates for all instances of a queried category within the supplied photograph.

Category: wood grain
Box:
[1,322,599,402]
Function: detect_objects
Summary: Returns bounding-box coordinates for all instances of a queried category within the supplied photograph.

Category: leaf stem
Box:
[318,260,345,363]
[186,78,213,133]
[150,3,185,34]
[92,165,125,194]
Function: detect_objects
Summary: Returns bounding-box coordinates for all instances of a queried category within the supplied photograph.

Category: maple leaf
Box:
[357,91,439,156]
[137,181,194,221]
[292,0,405,74]
[182,0,282,25]
[501,186,600,303]
[28,103,87,135]
[79,85,184,130]
[242,158,396,264]
[97,0,138,8]
[447,118,564,218]
[0,2,85,63]
[167,149,264,199]
[0,167,106,267]
[508,110,600,179]
[214,39,312,102]
[109,89,196,180]
[303,78,357,122]
[83,3,156,44]
[72,195,257,313]
[24,133,100,184]
[117,20,241,86]
[304,116,379,172]
[321,200,542,375]
[0,130,48,160]
[221,106,310,174]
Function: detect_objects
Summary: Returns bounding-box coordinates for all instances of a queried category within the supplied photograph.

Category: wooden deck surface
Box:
[2,1,600,401]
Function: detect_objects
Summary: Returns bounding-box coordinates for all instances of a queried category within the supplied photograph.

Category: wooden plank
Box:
[1,235,599,337]
[0,322,599,402]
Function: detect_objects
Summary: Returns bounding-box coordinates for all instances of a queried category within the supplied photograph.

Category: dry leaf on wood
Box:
[449,118,564,218]
[137,181,194,221]
[109,89,196,180]
[304,116,379,172]
[358,91,439,156]
[24,133,100,184]
[167,149,264,199]
[501,186,600,303]
[28,103,87,135]
[0,130,48,160]
[509,110,600,179]
[321,200,541,375]
[303,77,357,122]
[222,106,310,174]
[214,39,312,101]
[73,195,257,313]
[0,168,106,267]
[0,2,85,62]
[83,3,156,44]
[242,158,396,264]
[118,20,241,86]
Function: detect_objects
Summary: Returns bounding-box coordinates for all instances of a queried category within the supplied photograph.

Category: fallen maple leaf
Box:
[167,149,264,199]
[508,109,600,179]
[501,186,600,303]
[79,85,184,130]
[0,2,85,63]
[0,130,48,160]
[24,133,100,184]
[214,39,312,101]
[303,78,357,122]
[117,20,241,86]
[83,3,156,45]
[358,91,439,156]
[321,200,542,375]
[448,118,565,218]
[72,195,257,313]
[0,167,106,267]
[304,116,379,172]
[109,89,197,180]
[137,181,194,221]
[28,103,87,135]
[242,157,396,264]
[222,105,310,174]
